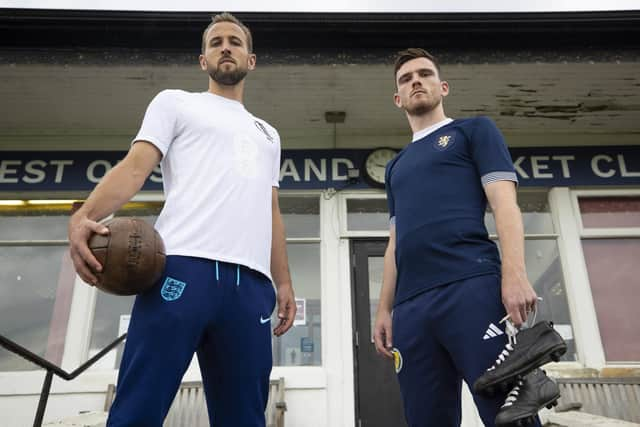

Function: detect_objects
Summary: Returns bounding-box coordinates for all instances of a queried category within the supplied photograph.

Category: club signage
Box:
[0,146,639,191]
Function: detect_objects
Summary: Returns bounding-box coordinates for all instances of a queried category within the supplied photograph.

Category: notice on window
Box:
[300,337,314,353]
[294,298,306,326]
[118,314,131,337]
[553,324,574,341]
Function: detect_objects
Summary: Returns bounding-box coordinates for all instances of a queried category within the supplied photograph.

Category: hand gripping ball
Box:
[88,217,166,295]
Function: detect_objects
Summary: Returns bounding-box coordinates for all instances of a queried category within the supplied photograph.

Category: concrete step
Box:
[42,409,639,427]
[43,411,107,427]
[546,410,640,427]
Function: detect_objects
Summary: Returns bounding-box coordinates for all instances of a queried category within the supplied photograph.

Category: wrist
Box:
[275,281,293,290]
[501,263,526,279]
[72,205,98,223]
[70,211,87,226]
[377,302,393,315]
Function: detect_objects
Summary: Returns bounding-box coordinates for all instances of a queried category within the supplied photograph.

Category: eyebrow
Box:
[209,35,244,45]
[397,67,435,83]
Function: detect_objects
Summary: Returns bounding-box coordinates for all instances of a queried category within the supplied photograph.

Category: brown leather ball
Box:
[88,217,166,295]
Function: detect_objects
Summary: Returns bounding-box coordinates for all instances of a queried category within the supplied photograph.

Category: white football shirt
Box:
[133,90,281,280]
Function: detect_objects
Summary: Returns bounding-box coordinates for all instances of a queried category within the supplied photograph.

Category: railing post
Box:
[33,369,54,427]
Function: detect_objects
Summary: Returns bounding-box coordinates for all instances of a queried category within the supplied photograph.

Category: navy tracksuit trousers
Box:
[107,255,276,427]
[393,274,542,427]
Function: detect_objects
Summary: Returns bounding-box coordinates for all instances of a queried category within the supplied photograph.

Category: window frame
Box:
[64,192,166,370]
[340,189,579,366]
[570,188,640,365]
[573,189,640,238]
[279,190,323,244]
[0,199,77,371]
[339,190,393,238]
[274,191,323,367]
[73,191,327,371]
[339,189,560,240]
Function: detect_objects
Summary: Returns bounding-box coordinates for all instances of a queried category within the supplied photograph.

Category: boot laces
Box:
[486,317,518,371]
[486,300,541,372]
[501,378,525,408]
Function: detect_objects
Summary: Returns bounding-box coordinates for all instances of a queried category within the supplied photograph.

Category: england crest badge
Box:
[161,277,187,301]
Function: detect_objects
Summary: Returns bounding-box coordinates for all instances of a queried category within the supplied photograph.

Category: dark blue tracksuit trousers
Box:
[392,274,542,427]
[107,255,276,427]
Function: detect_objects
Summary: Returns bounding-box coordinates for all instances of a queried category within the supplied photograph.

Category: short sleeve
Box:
[385,159,396,225]
[470,116,518,186]
[132,90,179,156]
[272,130,281,188]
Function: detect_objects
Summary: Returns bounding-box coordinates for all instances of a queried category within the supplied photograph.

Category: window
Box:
[346,191,577,361]
[346,198,389,231]
[490,191,577,361]
[87,202,163,370]
[86,197,323,369]
[273,196,321,366]
[578,195,640,362]
[579,197,640,228]
[0,201,75,371]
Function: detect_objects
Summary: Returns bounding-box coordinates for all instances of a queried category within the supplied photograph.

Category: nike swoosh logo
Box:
[260,316,271,324]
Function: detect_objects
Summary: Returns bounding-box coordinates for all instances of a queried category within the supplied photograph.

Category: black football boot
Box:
[495,369,560,427]
[473,321,567,397]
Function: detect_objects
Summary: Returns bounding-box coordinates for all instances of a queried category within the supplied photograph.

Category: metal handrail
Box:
[0,240,69,246]
[0,332,127,427]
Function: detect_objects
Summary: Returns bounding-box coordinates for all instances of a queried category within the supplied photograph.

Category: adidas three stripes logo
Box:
[483,323,504,340]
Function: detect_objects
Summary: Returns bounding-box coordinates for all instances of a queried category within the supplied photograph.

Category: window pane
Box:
[272,243,321,366]
[485,191,553,235]
[0,203,73,240]
[579,196,640,228]
[88,202,162,370]
[347,199,389,231]
[493,238,576,361]
[89,201,323,369]
[0,246,71,370]
[87,294,135,370]
[525,240,577,361]
[582,238,640,362]
[368,257,384,342]
[280,196,320,238]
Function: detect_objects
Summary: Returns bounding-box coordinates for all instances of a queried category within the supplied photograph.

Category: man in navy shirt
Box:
[373,48,540,426]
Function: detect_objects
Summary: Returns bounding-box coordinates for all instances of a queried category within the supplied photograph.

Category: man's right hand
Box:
[373,309,394,359]
[68,215,110,286]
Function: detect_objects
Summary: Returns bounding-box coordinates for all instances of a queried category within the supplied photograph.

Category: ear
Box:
[441,81,450,97]
[393,93,402,109]
[198,54,207,71]
[247,53,257,71]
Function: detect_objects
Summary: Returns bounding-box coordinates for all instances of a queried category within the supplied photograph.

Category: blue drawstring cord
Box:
[214,261,240,286]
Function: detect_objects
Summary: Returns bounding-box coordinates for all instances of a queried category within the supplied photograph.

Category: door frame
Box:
[350,238,394,427]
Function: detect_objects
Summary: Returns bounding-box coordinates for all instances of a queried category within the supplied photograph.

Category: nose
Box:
[218,38,233,54]
[411,78,422,88]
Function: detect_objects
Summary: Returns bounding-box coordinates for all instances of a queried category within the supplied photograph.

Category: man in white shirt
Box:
[68,12,296,427]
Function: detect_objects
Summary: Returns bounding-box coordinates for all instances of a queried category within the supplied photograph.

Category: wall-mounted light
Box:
[26,200,75,205]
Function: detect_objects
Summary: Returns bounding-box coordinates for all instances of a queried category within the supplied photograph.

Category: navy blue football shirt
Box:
[385,116,518,306]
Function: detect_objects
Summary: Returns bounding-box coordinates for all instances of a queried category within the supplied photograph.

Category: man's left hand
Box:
[274,283,296,336]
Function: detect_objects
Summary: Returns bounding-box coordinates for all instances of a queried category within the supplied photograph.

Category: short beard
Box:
[406,98,441,116]
[209,67,248,86]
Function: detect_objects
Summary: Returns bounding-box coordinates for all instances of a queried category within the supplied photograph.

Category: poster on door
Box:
[294,298,306,326]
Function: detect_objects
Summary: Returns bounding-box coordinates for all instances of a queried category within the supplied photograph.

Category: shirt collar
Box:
[412,118,454,142]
